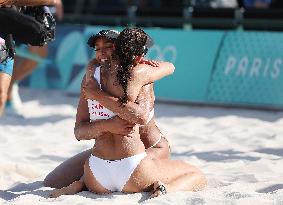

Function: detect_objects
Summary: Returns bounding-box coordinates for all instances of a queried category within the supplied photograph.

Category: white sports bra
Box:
[87,66,116,122]
[87,66,154,123]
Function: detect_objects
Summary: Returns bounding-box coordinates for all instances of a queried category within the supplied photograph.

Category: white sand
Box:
[1,88,283,205]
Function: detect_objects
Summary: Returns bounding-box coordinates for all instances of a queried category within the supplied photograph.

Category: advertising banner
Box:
[20,25,283,109]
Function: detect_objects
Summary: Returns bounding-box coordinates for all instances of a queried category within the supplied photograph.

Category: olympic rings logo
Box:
[147,45,177,63]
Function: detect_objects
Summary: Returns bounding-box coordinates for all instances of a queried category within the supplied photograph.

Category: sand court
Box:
[0,88,283,205]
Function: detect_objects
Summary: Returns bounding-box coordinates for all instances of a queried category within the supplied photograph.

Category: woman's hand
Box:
[104,116,135,136]
[85,59,98,83]
[140,58,160,67]
[83,58,100,98]
[82,77,101,100]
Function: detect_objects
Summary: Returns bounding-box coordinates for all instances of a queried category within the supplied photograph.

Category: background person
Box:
[1,0,63,116]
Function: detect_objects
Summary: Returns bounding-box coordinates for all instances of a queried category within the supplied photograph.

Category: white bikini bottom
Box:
[88,152,147,192]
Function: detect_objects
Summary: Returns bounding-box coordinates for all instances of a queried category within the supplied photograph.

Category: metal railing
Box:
[61,0,283,30]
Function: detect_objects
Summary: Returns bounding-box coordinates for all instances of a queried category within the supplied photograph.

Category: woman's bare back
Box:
[89,61,146,160]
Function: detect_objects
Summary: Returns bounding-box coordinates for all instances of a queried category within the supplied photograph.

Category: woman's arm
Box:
[74,77,134,141]
[83,60,161,125]
[0,0,57,6]
[74,94,135,140]
[84,75,153,125]
[74,92,105,141]
[125,61,175,104]
[85,58,99,82]
[84,59,152,125]
[139,61,175,85]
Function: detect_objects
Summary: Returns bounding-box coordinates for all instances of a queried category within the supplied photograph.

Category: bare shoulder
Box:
[131,64,153,77]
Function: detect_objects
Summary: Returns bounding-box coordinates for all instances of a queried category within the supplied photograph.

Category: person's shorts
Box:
[0,58,14,76]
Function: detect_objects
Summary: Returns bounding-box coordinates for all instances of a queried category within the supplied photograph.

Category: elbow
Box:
[168,63,175,75]
[137,113,149,125]
[138,118,147,126]
[74,127,82,141]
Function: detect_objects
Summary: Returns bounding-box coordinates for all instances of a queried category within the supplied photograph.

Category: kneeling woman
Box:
[50,28,206,198]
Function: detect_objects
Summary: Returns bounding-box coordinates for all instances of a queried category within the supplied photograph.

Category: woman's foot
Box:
[149,181,167,199]
[50,187,72,198]
[49,181,84,198]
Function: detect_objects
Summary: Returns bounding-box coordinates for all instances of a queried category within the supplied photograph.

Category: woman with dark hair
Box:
[44,29,170,189]
[50,28,206,198]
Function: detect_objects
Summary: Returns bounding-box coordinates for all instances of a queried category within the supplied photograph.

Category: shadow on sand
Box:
[172,149,260,162]
[0,181,50,201]
[0,181,150,203]
[257,184,283,193]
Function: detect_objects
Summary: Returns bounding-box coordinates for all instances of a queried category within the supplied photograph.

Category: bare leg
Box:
[50,156,113,198]
[123,157,207,198]
[50,177,85,198]
[0,72,11,116]
[149,171,206,198]
[44,149,92,188]
[7,45,48,100]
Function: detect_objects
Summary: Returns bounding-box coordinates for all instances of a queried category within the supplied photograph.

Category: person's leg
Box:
[153,159,206,193]
[7,45,48,101]
[122,157,207,197]
[50,176,86,198]
[0,58,14,116]
[148,160,207,198]
[50,156,112,198]
[44,149,92,188]
[0,72,11,116]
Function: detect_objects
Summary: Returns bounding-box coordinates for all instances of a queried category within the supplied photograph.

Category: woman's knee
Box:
[190,171,207,191]
[180,163,207,191]
[43,173,56,188]
[43,150,91,188]
[43,169,70,188]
